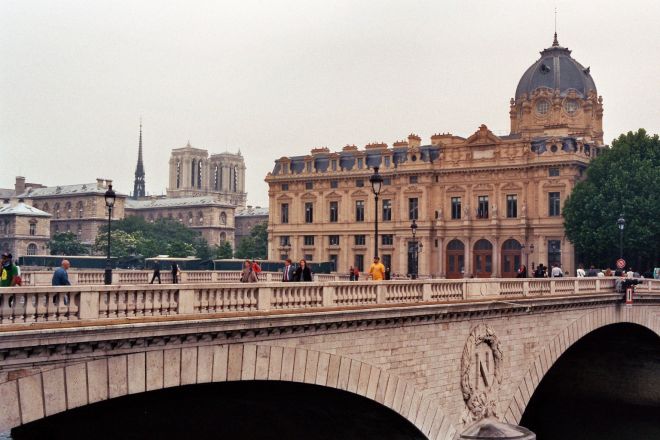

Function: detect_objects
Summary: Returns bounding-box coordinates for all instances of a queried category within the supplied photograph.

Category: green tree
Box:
[94,230,141,257]
[48,232,88,255]
[563,129,660,270]
[215,241,233,259]
[234,222,268,259]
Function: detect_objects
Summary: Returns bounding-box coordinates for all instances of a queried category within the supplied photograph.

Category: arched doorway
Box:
[501,239,522,278]
[446,239,465,278]
[520,323,660,439]
[473,239,493,278]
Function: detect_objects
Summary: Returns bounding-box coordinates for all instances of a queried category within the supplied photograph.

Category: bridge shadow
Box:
[11,380,426,440]
[520,323,660,439]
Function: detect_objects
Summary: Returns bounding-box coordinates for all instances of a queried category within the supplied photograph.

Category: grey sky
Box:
[1,0,659,207]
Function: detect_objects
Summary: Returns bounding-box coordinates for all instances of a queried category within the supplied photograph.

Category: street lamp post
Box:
[369,167,384,259]
[104,185,116,285]
[617,214,625,260]
[522,243,535,274]
[410,219,418,279]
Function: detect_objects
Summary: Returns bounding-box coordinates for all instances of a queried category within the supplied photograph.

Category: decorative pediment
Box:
[466,124,501,145]
[300,192,318,200]
[350,189,370,198]
[446,185,466,192]
[403,185,423,194]
[325,191,343,199]
[500,182,521,191]
[473,183,494,191]
[276,194,293,202]
[380,188,397,197]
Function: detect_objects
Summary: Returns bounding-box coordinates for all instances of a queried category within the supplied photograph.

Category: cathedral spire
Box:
[552,7,559,46]
[133,120,146,199]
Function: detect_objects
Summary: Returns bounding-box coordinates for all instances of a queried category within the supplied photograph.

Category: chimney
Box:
[96,178,104,189]
[407,134,421,148]
[15,176,26,195]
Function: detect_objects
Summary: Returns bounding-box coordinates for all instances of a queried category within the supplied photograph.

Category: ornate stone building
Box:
[235,206,269,247]
[167,143,247,207]
[18,179,126,246]
[125,196,236,247]
[265,36,604,277]
[0,201,51,257]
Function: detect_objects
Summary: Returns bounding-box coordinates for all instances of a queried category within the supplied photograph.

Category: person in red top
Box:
[353,267,360,281]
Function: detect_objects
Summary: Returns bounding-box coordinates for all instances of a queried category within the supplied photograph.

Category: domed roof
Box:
[515,34,596,100]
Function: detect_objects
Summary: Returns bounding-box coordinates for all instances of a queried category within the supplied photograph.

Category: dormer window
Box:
[536,99,550,115]
[563,99,579,115]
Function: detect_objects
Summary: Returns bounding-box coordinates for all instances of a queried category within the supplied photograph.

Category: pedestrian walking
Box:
[353,266,360,281]
[1,253,18,287]
[534,264,546,278]
[576,264,586,277]
[516,264,527,278]
[171,262,180,284]
[150,260,161,284]
[349,266,355,281]
[368,256,385,281]
[551,263,563,277]
[384,266,391,280]
[51,259,71,286]
[587,265,598,277]
[282,258,294,282]
[240,260,258,283]
[294,259,313,281]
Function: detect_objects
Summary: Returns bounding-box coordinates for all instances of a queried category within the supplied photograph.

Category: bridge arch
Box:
[0,343,456,439]
[503,306,660,425]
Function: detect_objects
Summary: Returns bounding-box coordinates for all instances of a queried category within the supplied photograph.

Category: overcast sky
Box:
[1,0,659,207]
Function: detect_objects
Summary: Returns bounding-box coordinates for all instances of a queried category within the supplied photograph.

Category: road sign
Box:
[616,258,626,269]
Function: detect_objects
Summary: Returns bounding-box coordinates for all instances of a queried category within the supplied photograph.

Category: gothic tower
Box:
[133,121,146,199]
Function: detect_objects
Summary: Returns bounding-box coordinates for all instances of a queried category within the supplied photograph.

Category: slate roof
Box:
[0,202,51,217]
[18,183,120,198]
[125,196,233,210]
[236,206,269,217]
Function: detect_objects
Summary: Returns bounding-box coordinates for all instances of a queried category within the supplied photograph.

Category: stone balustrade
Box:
[1,278,657,326]
[17,270,353,286]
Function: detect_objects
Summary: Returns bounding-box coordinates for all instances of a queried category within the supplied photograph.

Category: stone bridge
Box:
[0,278,659,439]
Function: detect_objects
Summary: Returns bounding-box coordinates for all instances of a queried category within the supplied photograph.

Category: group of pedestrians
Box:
[149,260,181,284]
[349,257,391,281]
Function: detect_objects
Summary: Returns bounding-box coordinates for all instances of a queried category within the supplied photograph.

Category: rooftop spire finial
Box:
[552,7,559,46]
[133,118,146,199]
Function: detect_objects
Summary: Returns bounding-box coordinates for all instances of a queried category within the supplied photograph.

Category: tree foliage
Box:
[48,232,88,255]
[233,222,268,260]
[95,216,211,258]
[563,129,659,270]
[214,241,233,259]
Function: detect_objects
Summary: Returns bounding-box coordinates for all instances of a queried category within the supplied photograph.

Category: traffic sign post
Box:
[616,258,626,270]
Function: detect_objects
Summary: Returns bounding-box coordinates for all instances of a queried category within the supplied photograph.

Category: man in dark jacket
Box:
[52,260,71,286]
[150,260,161,284]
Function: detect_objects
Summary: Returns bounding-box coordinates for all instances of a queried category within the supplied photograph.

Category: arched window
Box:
[198,160,202,189]
[77,224,82,237]
[220,232,227,242]
[42,203,49,213]
[77,201,84,218]
[191,159,196,187]
[54,203,60,219]
[502,239,522,250]
[188,211,193,224]
[447,239,465,251]
[220,212,227,225]
[474,239,493,250]
[176,160,181,188]
[65,202,72,218]
[233,165,238,191]
[27,243,38,255]
[214,165,219,191]
[198,211,204,224]
[178,213,183,223]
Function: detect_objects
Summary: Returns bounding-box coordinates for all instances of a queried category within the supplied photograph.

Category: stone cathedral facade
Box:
[265,35,604,278]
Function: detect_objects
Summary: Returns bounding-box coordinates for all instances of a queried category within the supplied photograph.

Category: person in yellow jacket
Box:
[369,256,386,281]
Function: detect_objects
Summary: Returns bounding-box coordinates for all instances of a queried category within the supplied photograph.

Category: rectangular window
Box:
[384,157,391,168]
[548,239,561,268]
[506,195,518,218]
[280,203,289,224]
[305,202,314,223]
[329,201,339,222]
[281,183,289,191]
[355,200,365,222]
[280,236,290,246]
[355,254,364,272]
[549,192,561,216]
[549,167,560,177]
[329,235,340,246]
[409,176,418,184]
[331,160,337,171]
[305,181,313,190]
[304,254,313,261]
[354,235,366,246]
[477,196,489,219]
[330,180,338,189]
[408,198,419,220]
[356,179,364,187]
[357,158,363,169]
[451,197,461,219]
[29,223,36,236]
[303,235,314,246]
[382,234,394,245]
[382,199,392,221]
[383,177,391,186]
[329,254,338,271]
